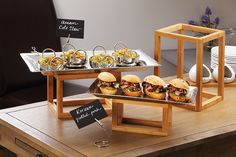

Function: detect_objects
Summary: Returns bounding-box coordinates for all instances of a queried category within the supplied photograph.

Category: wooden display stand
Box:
[43,72,116,119]
[112,99,172,136]
[154,23,225,111]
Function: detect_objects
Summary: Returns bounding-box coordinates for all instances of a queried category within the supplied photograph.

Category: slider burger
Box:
[167,78,190,102]
[97,72,119,95]
[120,75,142,97]
[142,75,166,100]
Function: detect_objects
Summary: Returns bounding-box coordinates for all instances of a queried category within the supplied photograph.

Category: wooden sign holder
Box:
[112,99,172,136]
[154,23,225,111]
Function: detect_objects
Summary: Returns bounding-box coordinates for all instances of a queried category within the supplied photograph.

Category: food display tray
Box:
[89,79,198,105]
[20,49,160,73]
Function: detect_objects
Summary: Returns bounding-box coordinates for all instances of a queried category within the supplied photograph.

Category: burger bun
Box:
[144,75,166,86]
[169,78,189,90]
[122,75,141,83]
[98,72,116,82]
[168,92,190,102]
[100,87,117,95]
[123,89,142,97]
[144,89,166,100]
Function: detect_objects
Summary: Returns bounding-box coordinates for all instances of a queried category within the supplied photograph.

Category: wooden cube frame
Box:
[154,23,225,111]
[44,72,113,119]
[112,99,172,136]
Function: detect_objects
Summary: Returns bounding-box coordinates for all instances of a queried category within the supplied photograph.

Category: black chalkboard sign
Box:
[56,18,84,38]
[70,100,108,129]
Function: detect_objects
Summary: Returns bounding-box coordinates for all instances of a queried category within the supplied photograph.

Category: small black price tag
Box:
[70,100,108,129]
[56,18,84,38]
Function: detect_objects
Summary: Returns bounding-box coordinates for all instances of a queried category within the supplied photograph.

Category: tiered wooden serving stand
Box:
[21,47,174,136]
[42,69,172,136]
[154,23,225,111]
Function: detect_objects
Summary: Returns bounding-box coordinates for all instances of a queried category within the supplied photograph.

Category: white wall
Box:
[53,0,236,84]
[54,0,236,53]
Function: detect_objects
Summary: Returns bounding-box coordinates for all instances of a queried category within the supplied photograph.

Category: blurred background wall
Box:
[53,0,236,83]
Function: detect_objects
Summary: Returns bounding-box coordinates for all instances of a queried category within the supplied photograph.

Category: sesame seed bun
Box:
[122,75,141,83]
[98,72,116,82]
[169,78,189,90]
[144,75,166,86]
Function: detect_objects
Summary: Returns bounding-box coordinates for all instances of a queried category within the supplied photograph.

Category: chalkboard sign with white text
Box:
[70,100,108,129]
[56,18,84,38]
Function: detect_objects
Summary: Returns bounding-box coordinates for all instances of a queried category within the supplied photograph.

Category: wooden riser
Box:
[155,23,225,112]
[112,102,172,136]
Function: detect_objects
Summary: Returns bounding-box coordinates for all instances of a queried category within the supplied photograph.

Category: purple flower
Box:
[188,6,219,29]
[205,6,212,15]
[201,15,209,24]
[213,17,220,28]
[188,20,198,25]
[213,17,220,25]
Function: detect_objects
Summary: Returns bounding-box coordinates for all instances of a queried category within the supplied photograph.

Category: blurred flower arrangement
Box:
[188,7,220,50]
[188,6,220,29]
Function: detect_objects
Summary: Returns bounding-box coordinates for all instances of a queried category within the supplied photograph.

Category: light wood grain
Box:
[156,31,199,43]
[47,75,54,104]
[157,23,182,32]
[182,23,218,34]
[195,40,203,111]
[218,35,225,98]
[154,32,161,76]
[177,29,184,78]
[201,31,224,43]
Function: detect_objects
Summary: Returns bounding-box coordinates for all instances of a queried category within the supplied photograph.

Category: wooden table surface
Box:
[1,87,236,157]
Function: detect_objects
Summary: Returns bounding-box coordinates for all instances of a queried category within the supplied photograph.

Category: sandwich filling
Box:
[142,82,166,93]
[97,80,119,90]
[167,84,188,96]
[120,80,141,92]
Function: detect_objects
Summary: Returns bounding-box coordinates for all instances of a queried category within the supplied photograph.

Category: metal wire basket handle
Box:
[114,41,128,52]
[62,43,76,52]
[93,45,107,56]
[42,48,56,57]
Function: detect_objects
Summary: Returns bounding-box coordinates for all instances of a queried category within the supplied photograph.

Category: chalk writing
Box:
[56,19,84,38]
[70,100,107,129]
